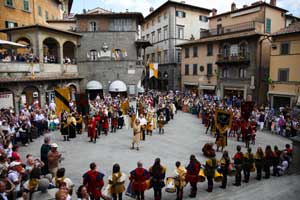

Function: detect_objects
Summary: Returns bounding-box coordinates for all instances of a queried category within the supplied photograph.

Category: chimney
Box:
[270,0,276,6]
[149,7,154,13]
[231,2,236,11]
[83,9,86,14]
[212,8,217,16]
[243,5,248,8]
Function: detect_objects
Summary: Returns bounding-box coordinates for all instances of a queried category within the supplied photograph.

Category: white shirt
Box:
[8,170,20,192]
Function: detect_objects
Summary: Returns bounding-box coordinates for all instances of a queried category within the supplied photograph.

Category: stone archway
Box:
[43,37,60,63]
[63,41,76,64]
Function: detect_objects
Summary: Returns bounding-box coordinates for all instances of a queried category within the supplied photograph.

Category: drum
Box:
[165,177,176,193]
[214,170,223,182]
[228,163,237,176]
[251,163,256,172]
[198,169,206,182]
[146,179,152,190]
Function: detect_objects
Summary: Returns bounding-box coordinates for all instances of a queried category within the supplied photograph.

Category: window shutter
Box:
[5,21,9,28]
[266,18,271,33]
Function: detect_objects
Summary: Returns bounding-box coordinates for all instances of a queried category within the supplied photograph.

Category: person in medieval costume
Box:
[67,113,77,139]
[60,111,69,141]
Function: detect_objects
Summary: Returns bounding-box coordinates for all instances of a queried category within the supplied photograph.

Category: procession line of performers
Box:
[81,144,292,200]
[60,111,83,141]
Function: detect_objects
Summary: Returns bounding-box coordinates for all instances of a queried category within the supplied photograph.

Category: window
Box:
[193,46,198,57]
[278,69,289,82]
[151,53,155,62]
[185,64,189,75]
[266,18,271,33]
[207,43,213,56]
[5,0,14,7]
[152,19,155,26]
[90,50,97,61]
[177,50,181,63]
[176,10,186,18]
[157,28,161,41]
[222,69,228,78]
[5,21,17,28]
[158,15,161,23]
[199,15,208,22]
[280,42,290,55]
[151,31,155,43]
[111,19,133,31]
[146,34,150,41]
[164,12,167,19]
[157,52,161,63]
[239,68,247,78]
[141,25,144,31]
[23,0,29,11]
[193,64,198,75]
[142,36,145,40]
[164,50,168,63]
[177,25,184,39]
[185,47,189,58]
[45,11,49,20]
[38,6,42,16]
[146,54,150,62]
[207,63,213,76]
[89,21,97,32]
[146,23,149,29]
[163,26,168,40]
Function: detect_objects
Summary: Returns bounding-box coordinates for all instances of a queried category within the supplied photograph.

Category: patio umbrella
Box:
[0,39,27,49]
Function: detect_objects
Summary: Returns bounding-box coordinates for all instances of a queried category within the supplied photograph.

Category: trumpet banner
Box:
[55,87,71,116]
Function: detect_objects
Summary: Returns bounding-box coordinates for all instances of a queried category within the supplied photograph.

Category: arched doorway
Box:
[0,88,14,110]
[86,80,103,100]
[43,37,60,63]
[21,86,40,108]
[109,80,127,97]
[46,85,58,105]
[63,41,76,64]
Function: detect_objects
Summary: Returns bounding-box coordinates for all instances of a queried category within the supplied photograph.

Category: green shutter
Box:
[266,18,271,33]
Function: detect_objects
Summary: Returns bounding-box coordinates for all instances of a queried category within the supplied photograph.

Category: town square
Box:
[0,0,300,200]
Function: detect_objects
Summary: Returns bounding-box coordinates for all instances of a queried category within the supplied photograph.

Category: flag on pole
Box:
[149,63,158,78]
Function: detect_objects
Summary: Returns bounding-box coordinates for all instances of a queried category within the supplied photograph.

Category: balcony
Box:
[216,53,250,65]
[200,21,263,38]
[0,62,78,78]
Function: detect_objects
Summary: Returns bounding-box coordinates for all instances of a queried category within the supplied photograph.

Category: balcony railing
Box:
[200,21,260,38]
[216,53,250,65]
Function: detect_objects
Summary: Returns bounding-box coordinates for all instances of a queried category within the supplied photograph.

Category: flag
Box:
[149,63,158,78]
[55,87,71,116]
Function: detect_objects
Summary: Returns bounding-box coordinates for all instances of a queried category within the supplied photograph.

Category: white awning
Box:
[86,80,103,90]
[268,91,296,96]
[199,85,215,90]
[183,82,198,86]
[109,80,127,92]
[0,39,27,49]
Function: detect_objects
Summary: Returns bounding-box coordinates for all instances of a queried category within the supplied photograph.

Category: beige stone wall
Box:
[265,6,286,33]
[269,34,300,97]
[47,21,76,31]
[0,0,63,39]
[180,42,218,89]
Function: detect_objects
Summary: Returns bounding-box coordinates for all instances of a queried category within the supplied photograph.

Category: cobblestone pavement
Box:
[19,111,299,200]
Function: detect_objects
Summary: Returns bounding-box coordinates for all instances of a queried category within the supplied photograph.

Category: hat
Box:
[9,161,21,167]
[51,143,58,148]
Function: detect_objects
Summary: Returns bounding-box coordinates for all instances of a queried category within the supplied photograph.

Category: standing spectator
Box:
[47,143,61,177]
[40,136,51,175]
[77,185,90,200]
[7,161,23,199]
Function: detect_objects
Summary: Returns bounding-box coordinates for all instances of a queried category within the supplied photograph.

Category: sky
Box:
[71,0,300,17]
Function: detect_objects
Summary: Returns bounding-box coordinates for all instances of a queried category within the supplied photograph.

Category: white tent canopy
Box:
[109,80,127,92]
[86,80,103,90]
[0,39,27,49]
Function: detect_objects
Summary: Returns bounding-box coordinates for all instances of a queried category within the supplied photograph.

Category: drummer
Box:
[174,161,186,200]
[219,150,230,189]
[204,152,218,192]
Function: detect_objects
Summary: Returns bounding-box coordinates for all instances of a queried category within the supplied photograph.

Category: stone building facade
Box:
[75,12,147,97]
[141,0,211,91]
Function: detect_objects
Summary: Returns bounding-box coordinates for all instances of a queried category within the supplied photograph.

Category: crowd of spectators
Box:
[0,52,39,63]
